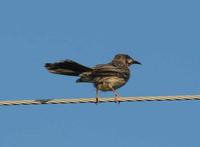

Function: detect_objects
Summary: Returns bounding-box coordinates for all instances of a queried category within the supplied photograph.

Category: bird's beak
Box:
[134,60,142,65]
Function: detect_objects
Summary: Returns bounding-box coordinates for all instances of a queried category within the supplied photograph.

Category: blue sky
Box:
[0,0,200,146]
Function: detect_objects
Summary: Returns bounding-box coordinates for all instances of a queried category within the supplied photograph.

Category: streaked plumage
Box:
[45,54,141,103]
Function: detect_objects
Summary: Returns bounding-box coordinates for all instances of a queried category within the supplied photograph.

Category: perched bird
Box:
[45,54,141,103]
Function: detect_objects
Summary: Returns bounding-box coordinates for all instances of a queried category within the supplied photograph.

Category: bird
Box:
[45,54,141,103]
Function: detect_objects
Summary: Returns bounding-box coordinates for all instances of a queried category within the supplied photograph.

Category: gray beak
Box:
[134,60,142,65]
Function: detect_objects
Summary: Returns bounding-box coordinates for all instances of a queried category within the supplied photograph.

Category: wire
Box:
[0,95,200,106]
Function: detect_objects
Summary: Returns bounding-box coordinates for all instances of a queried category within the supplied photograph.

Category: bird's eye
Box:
[127,58,133,64]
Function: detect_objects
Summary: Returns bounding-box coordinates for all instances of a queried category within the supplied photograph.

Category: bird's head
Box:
[113,54,141,67]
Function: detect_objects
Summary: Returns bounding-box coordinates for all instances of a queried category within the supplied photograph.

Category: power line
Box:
[0,95,200,106]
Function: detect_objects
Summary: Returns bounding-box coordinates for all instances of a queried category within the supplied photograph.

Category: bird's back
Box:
[77,62,130,87]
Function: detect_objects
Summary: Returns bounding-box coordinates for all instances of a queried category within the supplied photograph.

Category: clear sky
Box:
[0,0,200,146]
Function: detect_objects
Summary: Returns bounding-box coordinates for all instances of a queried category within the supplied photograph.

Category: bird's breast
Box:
[95,76,128,91]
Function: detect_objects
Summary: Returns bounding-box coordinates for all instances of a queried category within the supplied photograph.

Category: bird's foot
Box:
[114,96,121,104]
[95,97,99,105]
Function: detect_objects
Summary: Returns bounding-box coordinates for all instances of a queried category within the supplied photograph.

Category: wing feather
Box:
[91,64,129,78]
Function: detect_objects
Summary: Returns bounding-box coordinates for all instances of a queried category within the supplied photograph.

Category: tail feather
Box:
[45,59,92,76]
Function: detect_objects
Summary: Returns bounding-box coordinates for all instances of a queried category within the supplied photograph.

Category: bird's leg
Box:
[113,90,121,104]
[95,89,99,104]
[108,84,121,103]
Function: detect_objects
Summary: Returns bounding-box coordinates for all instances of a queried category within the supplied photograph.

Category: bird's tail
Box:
[45,59,92,76]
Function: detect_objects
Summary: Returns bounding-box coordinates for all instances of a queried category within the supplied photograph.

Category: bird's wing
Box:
[91,64,129,78]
